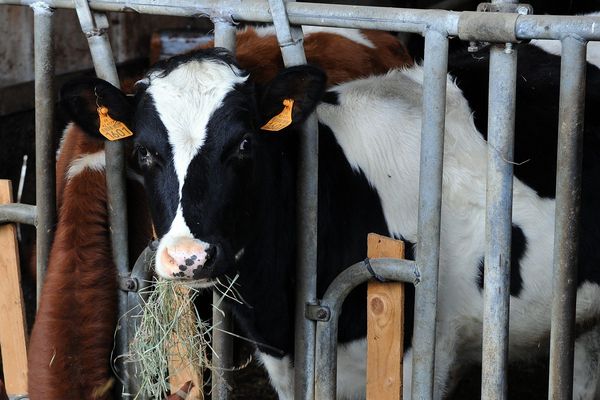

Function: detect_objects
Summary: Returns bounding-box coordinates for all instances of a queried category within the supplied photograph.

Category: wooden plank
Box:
[168,285,203,400]
[0,179,28,395]
[366,233,405,400]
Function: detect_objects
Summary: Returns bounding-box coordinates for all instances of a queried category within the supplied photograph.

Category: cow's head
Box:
[61,48,326,287]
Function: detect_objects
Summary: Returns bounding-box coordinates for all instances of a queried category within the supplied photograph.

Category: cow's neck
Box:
[228,134,298,356]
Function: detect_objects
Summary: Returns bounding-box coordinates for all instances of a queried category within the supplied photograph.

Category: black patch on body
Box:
[321,90,340,105]
[447,41,600,287]
[476,225,526,297]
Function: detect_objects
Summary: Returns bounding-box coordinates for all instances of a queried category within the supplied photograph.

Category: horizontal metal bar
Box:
[314,258,419,399]
[0,204,37,226]
[2,1,600,41]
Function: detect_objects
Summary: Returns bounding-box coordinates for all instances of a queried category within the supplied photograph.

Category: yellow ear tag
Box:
[97,106,134,141]
[261,99,294,132]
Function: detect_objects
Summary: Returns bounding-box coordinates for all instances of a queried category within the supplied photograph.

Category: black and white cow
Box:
[60,44,600,399]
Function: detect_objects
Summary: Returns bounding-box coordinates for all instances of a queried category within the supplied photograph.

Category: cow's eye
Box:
[135,145,153,168]
[239,137,251,155]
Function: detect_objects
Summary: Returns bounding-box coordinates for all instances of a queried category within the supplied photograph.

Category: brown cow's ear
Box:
[60,78,134,141]
[258,65,326,132]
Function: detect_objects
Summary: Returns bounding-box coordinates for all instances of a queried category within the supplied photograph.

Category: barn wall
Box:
[0,5,211,114]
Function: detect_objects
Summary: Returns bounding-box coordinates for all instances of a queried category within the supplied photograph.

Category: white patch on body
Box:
[146,58,247,275]
[317,66,600,397]
[66,150,106,180]
[252,25,375,48]
[257,339,367,400]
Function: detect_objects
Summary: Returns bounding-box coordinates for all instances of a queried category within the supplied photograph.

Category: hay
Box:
[124,275,238,399]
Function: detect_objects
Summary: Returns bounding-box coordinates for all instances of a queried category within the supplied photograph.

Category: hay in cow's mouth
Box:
[119,275,240,399]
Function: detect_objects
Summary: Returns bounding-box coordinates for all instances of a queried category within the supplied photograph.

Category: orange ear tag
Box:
[260,99,294,132]
[97,106,134,141]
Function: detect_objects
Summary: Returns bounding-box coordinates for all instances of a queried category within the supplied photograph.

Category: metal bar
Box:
[411,28,448,400]
[126,242,158,399]
[0,0,463,35]
[314,258,420,399]
[481,42,518,400]
[0,204,37,226]
[211,19,237,400]
[548,35,587,400]
[266,1,319,398]
[6,0,600,41]
[32,1,56,308]
[73,1,130,396]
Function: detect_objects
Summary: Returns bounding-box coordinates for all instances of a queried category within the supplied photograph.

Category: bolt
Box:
[316,308,328,320]
[517,5,530,15]
[125,278,136,291]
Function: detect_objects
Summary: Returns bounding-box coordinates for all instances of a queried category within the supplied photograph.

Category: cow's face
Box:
[61,49,326,288]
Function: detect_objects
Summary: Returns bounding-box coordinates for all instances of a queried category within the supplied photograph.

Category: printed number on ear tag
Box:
[261,99,294,132]
[97,106,134,141]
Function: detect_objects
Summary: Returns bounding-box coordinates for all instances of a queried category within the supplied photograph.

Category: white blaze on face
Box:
[146,58,248,279]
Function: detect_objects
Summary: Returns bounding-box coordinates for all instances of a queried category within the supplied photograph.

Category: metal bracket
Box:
[306,303,331,322]
[464,2,533,52]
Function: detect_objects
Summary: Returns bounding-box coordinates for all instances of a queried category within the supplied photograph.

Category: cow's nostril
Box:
[205,245,216,261]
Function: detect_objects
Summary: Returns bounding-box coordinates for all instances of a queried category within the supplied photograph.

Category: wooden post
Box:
[168,286,203,399]
[366,233,405,400]
[0,180,28,395]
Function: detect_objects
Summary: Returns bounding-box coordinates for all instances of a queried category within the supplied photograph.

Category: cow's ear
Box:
[60,78,133,141]
[258,65,326,132]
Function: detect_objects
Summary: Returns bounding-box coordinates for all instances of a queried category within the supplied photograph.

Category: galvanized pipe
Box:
[481,42,518,400]
[6,0,600,40]
[314,258,420,399]
[32,1,56,308]
[73,1,131,395]
[548,36,587,400]
[125,243,157,400]
[211,19,237,400]
[265,1,318,399]
[0,204,37,226]
[267,1,320,398]
[411,28,448,400]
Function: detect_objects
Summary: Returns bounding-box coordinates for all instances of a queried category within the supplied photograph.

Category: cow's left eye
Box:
[135,145,153,168]
[239,137,251,155]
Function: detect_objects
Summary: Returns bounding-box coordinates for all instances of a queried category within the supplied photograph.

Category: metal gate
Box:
[0,0,594,399]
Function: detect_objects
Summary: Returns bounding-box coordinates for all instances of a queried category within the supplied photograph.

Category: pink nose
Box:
[159,238,211,279]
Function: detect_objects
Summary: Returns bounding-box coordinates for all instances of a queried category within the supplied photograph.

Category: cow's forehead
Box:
[144,59,248,191]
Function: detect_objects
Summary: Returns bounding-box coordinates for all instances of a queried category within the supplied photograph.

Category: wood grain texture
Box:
[366,233,405,400]
[168,285,203,400]
[0,180,28,394]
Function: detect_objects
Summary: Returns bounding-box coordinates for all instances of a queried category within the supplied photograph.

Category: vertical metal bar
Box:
[74,1,130,395]
[267,1,319,399]
[548,36,587,400]
[411,29,448,400]
[32,1,56,308]
[481,42,518,400]
[211,19,237,400]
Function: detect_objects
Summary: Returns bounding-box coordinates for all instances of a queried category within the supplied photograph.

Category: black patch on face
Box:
[133,94,179,237]
[321,90,340,105]
[476,224,526,297]
[179,265,187,271]
[185,258,194,266]
[179,83,257,265]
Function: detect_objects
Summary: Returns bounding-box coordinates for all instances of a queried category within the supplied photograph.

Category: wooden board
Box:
[168,285,203,399]
[366,233,405,400]
[0,180,28,395]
